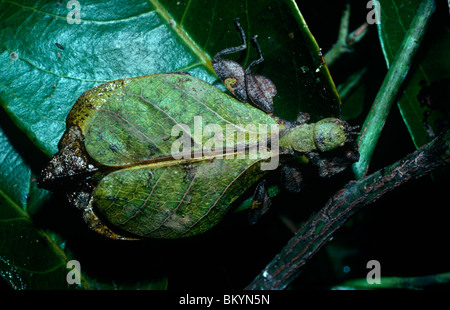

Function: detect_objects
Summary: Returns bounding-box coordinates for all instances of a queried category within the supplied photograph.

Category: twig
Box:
[352,0,437,179]
[324,3,368,66]
[346,23,369,47]
[245,129,450,290]
[336,67,368,102]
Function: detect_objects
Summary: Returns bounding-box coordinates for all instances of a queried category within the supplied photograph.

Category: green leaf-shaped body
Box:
[40,73,355,239]
[69,73,278,238]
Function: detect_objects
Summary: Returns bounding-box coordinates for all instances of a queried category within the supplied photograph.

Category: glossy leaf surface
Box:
[0,123,72,289]
[376,0,450,147]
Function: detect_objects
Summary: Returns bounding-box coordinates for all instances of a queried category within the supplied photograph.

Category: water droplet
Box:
[10,52,18,60]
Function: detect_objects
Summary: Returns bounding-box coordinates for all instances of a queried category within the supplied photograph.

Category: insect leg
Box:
[306,147,358,178]
[213,18,247,59]
[248,179,272,225]
[242,35,276,114]
[83,207,139,241]
[212,18,249,102]
[68,188,139,240]
[296,112,311,125]
[246,35,264,73]
[281,164,304,194]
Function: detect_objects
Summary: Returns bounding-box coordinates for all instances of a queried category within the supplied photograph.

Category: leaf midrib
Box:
[147,0,214,74]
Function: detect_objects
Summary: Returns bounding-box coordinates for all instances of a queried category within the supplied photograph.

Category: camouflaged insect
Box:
[38,19,359,240]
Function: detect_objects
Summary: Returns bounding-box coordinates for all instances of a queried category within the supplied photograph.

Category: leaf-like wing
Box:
[94,156,268,238]
[77,73,277,166]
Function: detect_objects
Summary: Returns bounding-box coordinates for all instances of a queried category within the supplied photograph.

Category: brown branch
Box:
[245,129,450,290]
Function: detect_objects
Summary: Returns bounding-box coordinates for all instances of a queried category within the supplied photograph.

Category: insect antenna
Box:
[346,125,361,142]
[349,125,361,135]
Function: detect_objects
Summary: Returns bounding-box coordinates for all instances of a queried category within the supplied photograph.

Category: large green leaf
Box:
[376,0,450,148]
[0,0,341,289]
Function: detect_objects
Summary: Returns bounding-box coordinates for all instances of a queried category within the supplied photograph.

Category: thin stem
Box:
[245,129,449,290]
[336,67,368,102]
[352,0,437,179]
[324,4,369,67]
[346,22,369,46]
[324,3,351,66]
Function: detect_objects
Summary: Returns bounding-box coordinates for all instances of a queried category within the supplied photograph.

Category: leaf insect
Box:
[38,19,359,240]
